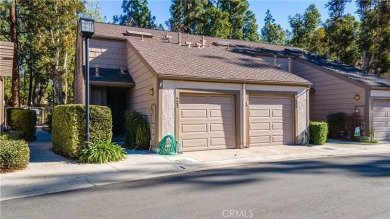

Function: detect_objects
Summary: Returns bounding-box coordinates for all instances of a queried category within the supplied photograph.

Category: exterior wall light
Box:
[79,17,95,148]
[149,88,154,95]
[354,94,360,100]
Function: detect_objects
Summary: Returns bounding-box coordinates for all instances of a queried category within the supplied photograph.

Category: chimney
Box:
[288,58,291,73]
[95,65,100,76]
[141,34,144,41]
[178,32,181,45]
[202,36,205,48]
[273,55,277,66]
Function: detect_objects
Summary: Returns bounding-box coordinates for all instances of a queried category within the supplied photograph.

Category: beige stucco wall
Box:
[161,80,309,148]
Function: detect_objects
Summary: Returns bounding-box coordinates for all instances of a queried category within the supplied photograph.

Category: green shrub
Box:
[327,112,347,139]
[124,111,150,150]
[345,113,362,140]
[9,109,37,141]
[309,121,328,145]
[0,131,23,140]
[52,104,112,159]
[0,139,30,173]
[79,141,126,163]
[6,108,21,128]
[45,113,53,133]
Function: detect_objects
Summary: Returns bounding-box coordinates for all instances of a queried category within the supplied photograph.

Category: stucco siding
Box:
[291,60,366,124]
[161,80,309,148]
[89,39,126,69]
[126,41,157,145]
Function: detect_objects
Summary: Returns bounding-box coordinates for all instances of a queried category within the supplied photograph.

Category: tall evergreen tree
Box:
[261,10,286,45]
[218,0,248,39]
[324,0,360,66]
[357,0,390,74]
[113,0,156,28]
[195,7,231,38]
[243,10,259,42]
[167,0,208,33]
[289,4,321,49]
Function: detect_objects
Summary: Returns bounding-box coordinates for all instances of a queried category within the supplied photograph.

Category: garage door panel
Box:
[181,109,207,118]
[210,137,235,147]
[179,93,236,151]
[210,123,234,132]
[250,96,270,105]
[181,95,207,104]
[210,109,234,118]
[181,138,208,148]
[248,95,293,146]
[249,109,270,117]
[250,136,271,144]
[181,124,207,133]
[373,100,390,140]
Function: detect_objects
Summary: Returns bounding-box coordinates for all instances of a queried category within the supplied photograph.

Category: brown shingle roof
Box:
[93,23,311,85]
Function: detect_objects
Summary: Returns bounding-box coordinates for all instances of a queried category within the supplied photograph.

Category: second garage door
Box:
[373,100,390,140]
[179,93,236,151]
[248,95,293,146]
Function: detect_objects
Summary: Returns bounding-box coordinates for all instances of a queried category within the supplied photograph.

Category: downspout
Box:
[242,83,246,148]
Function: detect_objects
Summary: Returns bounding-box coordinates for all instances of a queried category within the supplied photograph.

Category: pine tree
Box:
[324,0,360,66]
[113,0,156,28]
[167,0,208,33]
[357,0,390,74]
[195,6,231,38]
[218,0,248,39]
[261,10,286,45]
[289,4,321,49]
[243,10,259,42]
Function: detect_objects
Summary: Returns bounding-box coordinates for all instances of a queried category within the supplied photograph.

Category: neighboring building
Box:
[0,41,14,135]
[75,23,312,151]
[250,49,390,140]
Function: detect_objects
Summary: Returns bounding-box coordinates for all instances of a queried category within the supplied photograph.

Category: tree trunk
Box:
[10,0,19,107]
[32,73,41,106]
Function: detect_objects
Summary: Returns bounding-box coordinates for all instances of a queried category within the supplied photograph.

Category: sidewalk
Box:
[1,130,389,201]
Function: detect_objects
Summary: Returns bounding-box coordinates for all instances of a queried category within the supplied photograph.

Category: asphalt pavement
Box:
[1,154,389,219]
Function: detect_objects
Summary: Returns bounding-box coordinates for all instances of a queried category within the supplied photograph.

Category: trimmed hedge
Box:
[309,121,328,145]
[124,111,150,150]
[327,112,347,139]
[0,139,30,173]
[9,109,37,141]
[45,113,53,133]
[52,104,112,159]
[0,131,23,140]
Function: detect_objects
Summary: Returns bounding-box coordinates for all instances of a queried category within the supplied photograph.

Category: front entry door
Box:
[107,88,127,136]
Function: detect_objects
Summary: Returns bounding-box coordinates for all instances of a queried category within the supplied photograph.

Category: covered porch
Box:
[88,67,134,136]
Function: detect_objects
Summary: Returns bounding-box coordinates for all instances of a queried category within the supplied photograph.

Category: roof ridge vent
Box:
[185,42,192,48]
[126,30,153,39]
[164,31,172,43]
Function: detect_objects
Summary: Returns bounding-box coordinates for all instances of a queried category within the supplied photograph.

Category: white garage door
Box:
[179,93,236,151]
[248,95,293,146]
[373,100,390,140]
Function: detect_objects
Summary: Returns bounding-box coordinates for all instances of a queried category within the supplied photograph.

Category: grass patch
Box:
[79,141,126,164]
[360,139,379,144]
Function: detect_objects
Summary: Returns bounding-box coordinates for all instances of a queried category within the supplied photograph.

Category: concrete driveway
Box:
[1,130,389,201]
